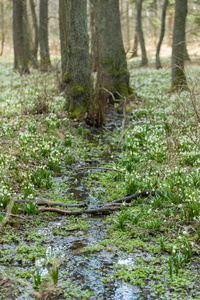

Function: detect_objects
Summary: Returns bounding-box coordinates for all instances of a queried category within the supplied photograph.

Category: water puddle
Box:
[114,284,141,300]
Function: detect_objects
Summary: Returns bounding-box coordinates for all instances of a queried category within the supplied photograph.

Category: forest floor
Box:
[0,57,200,299]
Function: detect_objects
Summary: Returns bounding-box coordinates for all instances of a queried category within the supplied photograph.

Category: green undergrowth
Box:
[0,61,200,298]
[81,65,200,298]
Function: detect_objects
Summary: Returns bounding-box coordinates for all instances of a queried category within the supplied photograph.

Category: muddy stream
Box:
[1,114,157,299]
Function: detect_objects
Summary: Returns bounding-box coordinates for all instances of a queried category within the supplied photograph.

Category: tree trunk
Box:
[29,0,39,67]
[23,0,31,64]
[167,8,173,46]
[156,0,169,69]
[137,0,148,66]
[89,0,98,72]
[184,42,190,61]
[132,24,138,57]
[39,0,50,70]
[153,0,158,47]
[126,2,130,49]
[61,0,91,118]
[91,0,130,127]
[96,0,130,98]
[13,0,29,74]
[0,1,4,56]
[171,0,187,90]
[59,0,67,83]
[13,0,18,69]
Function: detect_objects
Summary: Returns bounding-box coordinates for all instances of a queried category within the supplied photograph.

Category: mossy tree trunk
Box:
[61,0,91,118]
[39,0,50,70]
[137,0,148,66]
[96,0,130,99]
[171,0,188,90]
[29,0,39,67]
[13,0,29,74]
[156,0,169,69]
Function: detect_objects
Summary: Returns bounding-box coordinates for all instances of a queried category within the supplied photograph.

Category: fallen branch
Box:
[37,206,120,215]
[105,190,165,205]
[14,199,87,208]
[36,190,165,216]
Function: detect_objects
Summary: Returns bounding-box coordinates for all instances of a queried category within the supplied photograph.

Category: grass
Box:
[0,58,200,299]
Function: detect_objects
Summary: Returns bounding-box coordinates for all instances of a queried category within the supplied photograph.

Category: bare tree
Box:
[156,0,169,69]
[137,0,148,66]
[29,0,39,67]
[13,0,29,74]
[171,0,188,90]
[59,0,67,83]
[132,24,138,58]
[0,1,4,56]
[89,0,98,72]
[39,0,50,70]
[23,0,31,64]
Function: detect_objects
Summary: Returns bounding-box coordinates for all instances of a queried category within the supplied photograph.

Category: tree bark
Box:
[91,0,130,127]
[153,0,158,47]
[29,0,39,67]
[89,0,98,72]
[23,0,31,64]
[126,2,130,49]
[156,0,169,69]
[59,0,67,83]
[61,0,91,118]
[39,0,50,70]
[184,42,190,61]
[0,1,4,56]
[132,24,138,57]
[96,0,130,100]
[13,0,29,74]
[167,7,173,46]
[137,0,148,66]
[171,0,188,90]
[13,0,18,69]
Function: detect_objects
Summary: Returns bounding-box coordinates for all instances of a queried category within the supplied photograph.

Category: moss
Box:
[63,72,71,83]
[68,105,87,119]
[70,85,85,96]
[116,81,129,97]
